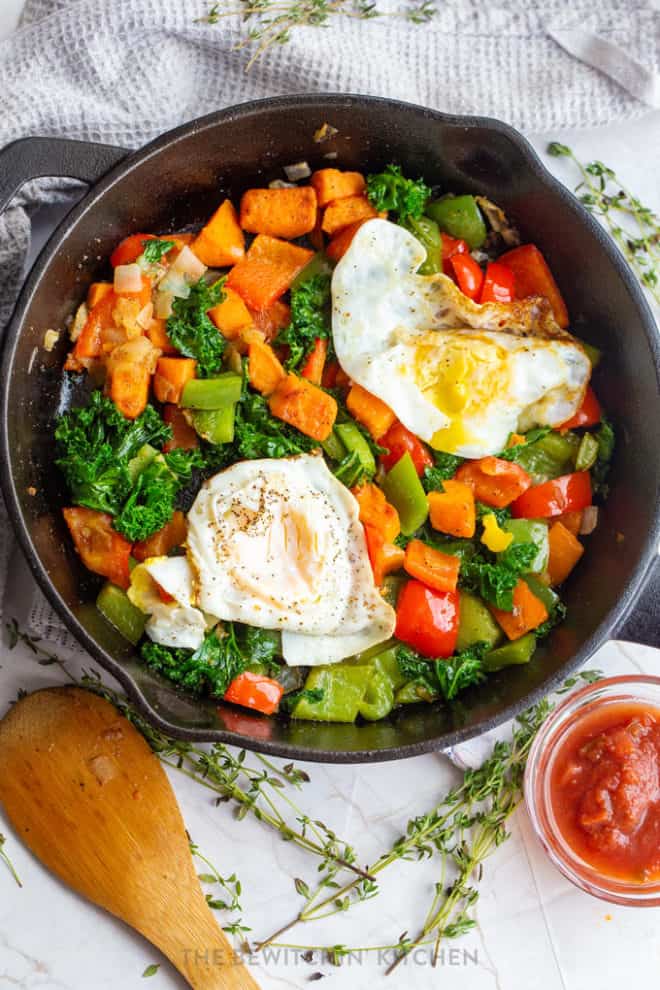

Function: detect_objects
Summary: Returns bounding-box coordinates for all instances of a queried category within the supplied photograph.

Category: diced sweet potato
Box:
[248,339,286,395]
[239,187,318,240]
[322,195,380,236]
[209,287,254,340]
[227,235,313,311]
[192,199,245,267]
[311,169,366,208]
[346,383,395,440]
[268,373,337,442]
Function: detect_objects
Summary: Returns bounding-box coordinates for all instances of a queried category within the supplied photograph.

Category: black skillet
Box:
[0,95,659,763]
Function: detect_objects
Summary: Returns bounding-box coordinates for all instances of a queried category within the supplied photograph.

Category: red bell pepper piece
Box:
[449,254,484,300]
[558,386,601,430]
[379,421,434,476]
[395,579,459,658]
[110,233,156,268]
[224,672,284,716]
[455,457,532,509]
[498,244,569,328]
[479,262,515,304]
[62,507,131,589]
[300,337,328,385]
[511,471,592,519]
[441,233,468,274]
[363,524,405,586]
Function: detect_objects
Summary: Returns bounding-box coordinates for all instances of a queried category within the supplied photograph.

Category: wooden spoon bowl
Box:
[0,687,259,990]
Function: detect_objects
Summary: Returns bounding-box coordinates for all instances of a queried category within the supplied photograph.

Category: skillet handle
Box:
[0,136,128,215]
[615,553,660,649]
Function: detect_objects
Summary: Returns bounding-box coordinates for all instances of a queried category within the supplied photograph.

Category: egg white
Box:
[331,219,591,457]
[128,555,209,650]
[186,454,395,665]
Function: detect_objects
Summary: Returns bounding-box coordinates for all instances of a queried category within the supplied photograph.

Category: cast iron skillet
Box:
[1,95,659,763]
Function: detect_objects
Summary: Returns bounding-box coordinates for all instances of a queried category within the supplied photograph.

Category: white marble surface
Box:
[1,2,660,989]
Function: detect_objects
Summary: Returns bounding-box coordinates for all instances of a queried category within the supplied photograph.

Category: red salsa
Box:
[550,702,660,883]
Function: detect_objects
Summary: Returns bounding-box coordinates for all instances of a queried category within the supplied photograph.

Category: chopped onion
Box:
[154,290,175,319]
[70,302,88,342]
[158,268,190,299]
[225,343,243,375]
[43,329,60,352]
[169,244,206,281]
[114,263,143,295]
[579,506,599,535]
[284,161,311,182]
[323,151,338,160]
[136,302,154,329]
[269,179,296,190]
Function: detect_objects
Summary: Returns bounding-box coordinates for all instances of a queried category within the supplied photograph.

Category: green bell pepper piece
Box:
[394,681,437,705]
[483,633,536,671]
[334,422,376,477]
[291,252,333,290]
[355,643,407,691]
[321,429,346,462]
[127,443,157,483]
[381,573,406,609]
[381,452,429,535]
[191,405,236,445]
[405,216,442,274]
[425,195,487,250]
[181,373,242,410]
[292,664,373,722]
[523,574,559,613]
[456,591,502,651]
[359,669,395,721]
[501,519,549,574]
[96,582,146,645]
[511,431,580,484]
[578,340,601,367]
[575,432,600,472]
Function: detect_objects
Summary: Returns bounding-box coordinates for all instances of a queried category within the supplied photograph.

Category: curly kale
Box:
[366,164,430,222]
[166,277,226,378]
[459,542,538,612]
[55,392,201,542]
[141,624,282,698]
[141,238,175,264]
[397,643,487,701]
[276,273,333,370]
[234,391,318,460]
[422,451,465,493]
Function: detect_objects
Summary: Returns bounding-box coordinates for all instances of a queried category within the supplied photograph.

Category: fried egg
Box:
[332,219,591,458]
[186,454,395,665]
[128,555,210,650]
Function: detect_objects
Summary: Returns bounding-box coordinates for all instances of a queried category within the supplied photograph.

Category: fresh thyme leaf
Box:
[167,277,226,377]
[366,164,430,221]
[548,142,659,305]
[191,840,250,934]
[276,274,332,370]
[142,964,160,978]
[141,238,175,264]
[0,833,22,889]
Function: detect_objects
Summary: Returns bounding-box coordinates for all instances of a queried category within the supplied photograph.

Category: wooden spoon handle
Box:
[147,901,259,990]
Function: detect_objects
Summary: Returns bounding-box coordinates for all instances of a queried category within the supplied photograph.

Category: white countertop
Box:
[1,3,660,989]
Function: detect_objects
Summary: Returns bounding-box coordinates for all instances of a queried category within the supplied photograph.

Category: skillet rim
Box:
[2,93,659,763]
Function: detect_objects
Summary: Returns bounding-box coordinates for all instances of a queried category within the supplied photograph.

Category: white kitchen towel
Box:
[0,0,658,650]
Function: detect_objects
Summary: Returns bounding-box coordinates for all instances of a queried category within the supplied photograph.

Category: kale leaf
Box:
[591,416,615,499]
[113,448,203,542]
[366,164,430,222]
[166,277,226,377]
[475,501,511,528]
[233,391,318,460]
[535,599,567,639]
[279,687,325,714]
[141,625,249,699]
[276,273,332,370]
[396,643,487,701]
[460,542,537,611]
[141,238,175,264]
[496,427,552,462]
[55,393,171,515]
[422,451,465,493]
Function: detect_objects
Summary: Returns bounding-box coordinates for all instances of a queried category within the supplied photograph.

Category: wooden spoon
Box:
[0,687,259,990]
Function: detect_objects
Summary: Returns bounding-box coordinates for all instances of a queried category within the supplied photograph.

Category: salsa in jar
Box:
[550,702,660,883]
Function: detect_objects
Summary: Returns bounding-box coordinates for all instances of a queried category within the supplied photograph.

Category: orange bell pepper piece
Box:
[191,199,245,268]
[547,521,584,585]
[428,479,476,539]
[490,580,549,641]
[346,383,396,441]
[363,524,405,587]
[239,187,318,240]
[403,539,461,593]
[268,373,337,442]
[300,337,328,385]
[62,507,131,589]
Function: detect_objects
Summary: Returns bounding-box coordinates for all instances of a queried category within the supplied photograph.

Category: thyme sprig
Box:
[0,832,22,888]
[259,669,602,970]
[198,1,438,68]
[5,622,371,888]
[548,142,659,305]
[190,841,249,935]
